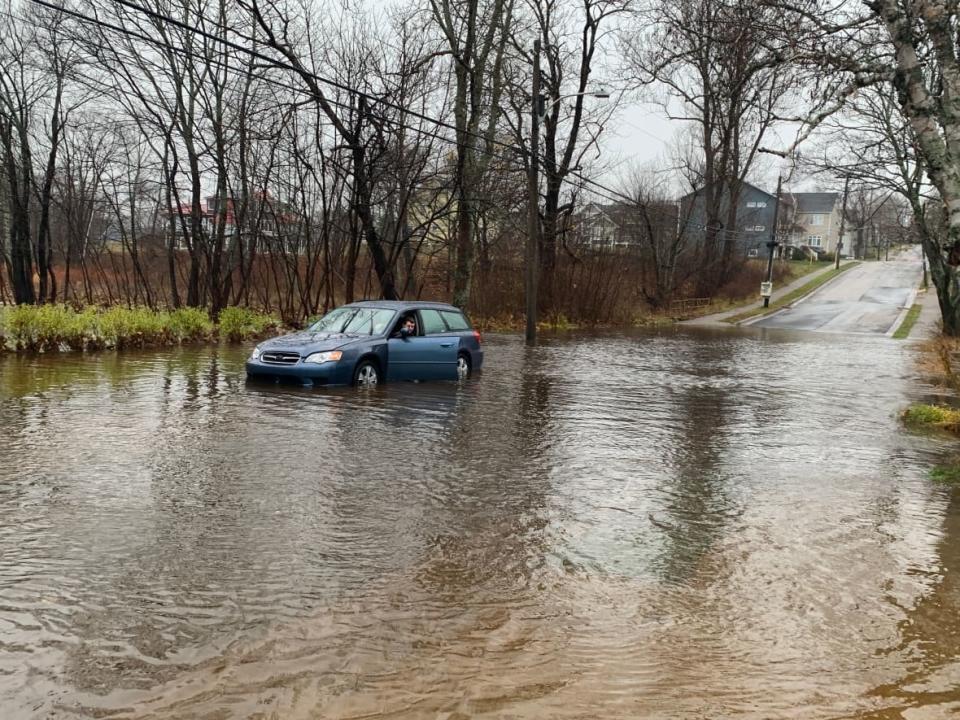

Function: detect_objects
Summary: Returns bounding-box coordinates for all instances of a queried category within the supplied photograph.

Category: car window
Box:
[420,309,448,335]
[342,308,395,335]
[440,310,470,331]
[308,307,352,332]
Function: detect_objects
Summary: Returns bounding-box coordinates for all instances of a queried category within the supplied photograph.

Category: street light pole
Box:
[525,39,541,346]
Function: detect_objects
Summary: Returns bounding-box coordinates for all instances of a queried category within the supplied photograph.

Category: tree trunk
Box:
[451,200,473,308]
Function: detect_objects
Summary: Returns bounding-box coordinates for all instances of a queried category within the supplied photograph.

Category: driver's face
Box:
[404,320,415,331]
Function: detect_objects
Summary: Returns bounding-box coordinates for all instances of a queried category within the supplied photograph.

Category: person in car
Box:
[392,315,417,337]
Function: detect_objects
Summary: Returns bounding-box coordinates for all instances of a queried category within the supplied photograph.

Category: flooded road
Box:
[1,328,959,719]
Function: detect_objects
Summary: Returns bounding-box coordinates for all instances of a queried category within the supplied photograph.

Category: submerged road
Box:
[750,247,923,334]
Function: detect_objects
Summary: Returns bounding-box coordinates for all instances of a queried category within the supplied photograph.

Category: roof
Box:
[793,193,839,213]
[344,300,461,311]
[680,180,792,204]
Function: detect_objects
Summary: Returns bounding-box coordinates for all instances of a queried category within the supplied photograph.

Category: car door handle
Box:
[440,342,454,347]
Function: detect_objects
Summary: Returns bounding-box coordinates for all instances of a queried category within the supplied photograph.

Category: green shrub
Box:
[95,306,171,348]
[902,403,960,425]
[1,304,91,351]
[169,307,213,342]
[902,404,960,438]
[0,303,282,353]
[218,306,278,342]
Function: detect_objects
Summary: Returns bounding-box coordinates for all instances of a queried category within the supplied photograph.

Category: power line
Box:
[103,0,644,207]
[25,0,648,211]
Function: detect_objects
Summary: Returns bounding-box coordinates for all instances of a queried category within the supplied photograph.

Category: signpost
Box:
[761,175,783,308]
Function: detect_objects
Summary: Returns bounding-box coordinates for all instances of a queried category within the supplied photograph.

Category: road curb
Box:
[886,288,919,338]
[736,262,858,327]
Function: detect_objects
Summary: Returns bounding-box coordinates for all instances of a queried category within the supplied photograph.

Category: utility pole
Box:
[835,177,849,270]
[762,175,783,308]
[525,39,541,346]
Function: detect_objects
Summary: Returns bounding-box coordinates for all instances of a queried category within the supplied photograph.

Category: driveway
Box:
[748,247,923,334]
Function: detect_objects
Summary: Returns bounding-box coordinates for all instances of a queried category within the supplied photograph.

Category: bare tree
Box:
[622,0,797,295]
[427,0,515,308]
[620,163,691,306]
[506,0,627,313]
[0,0,41,303]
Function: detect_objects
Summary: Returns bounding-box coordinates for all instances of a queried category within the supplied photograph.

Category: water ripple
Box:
[0,329,958,718]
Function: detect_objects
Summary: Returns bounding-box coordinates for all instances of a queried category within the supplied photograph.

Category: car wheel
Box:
[353,360,380,387]
[457,352,471,380]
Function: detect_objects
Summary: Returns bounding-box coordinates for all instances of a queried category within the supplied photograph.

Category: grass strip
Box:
[724,262,859,324]
[892,303,922,340]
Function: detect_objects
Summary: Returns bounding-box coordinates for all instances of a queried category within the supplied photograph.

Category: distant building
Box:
[787,192,844,255]
[170,193,304,253]
[679,181,791,257]
[575,201,679,249]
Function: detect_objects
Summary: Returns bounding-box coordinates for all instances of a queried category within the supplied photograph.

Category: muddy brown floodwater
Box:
[1,326,959,719]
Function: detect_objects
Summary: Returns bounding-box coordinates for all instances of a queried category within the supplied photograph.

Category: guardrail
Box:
[669,297,713,318]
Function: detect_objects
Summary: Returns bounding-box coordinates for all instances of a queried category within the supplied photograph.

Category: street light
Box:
[526,40,609,345]
[537,89,611,117]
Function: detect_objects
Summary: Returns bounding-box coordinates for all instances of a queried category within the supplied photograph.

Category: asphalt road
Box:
[749,247,922,334]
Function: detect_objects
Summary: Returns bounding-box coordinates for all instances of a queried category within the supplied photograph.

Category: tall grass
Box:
[0,304,278,353]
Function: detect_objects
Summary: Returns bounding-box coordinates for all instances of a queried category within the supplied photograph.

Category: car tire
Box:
[456,352,472,380]
[353,359,380,387]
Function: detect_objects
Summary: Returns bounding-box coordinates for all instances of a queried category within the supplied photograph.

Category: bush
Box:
[95,306,173,348]
[902,403,960,430]
[218,306,279,342]
[0,303,281,353]
[169,307,214,342]
[1,304,95,351]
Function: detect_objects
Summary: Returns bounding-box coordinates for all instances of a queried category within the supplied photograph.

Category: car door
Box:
[386,309,458,381]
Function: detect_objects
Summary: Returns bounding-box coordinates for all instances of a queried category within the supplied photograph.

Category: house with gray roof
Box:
[787,192,846,256]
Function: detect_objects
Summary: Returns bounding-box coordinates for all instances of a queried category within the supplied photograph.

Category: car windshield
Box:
[308,307,394,336]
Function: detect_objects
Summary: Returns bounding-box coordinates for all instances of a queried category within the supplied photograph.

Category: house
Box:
[787,192,844,255]
[170,193,304,253]
[578,202,620,247]
[679,181,791,257]
[575,201,680,249]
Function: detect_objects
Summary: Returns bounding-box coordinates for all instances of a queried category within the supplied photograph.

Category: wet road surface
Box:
[0,329,958,719]
[751,249,922,334]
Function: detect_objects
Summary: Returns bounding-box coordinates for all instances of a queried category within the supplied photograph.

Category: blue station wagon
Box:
[245,301,484,387]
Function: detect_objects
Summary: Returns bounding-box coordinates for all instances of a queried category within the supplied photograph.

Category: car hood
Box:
[259,331,365,353]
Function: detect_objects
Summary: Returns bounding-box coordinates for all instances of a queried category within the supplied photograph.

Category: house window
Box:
[746,201,767,208]
[807,214,824,225]
[807,235,823,247]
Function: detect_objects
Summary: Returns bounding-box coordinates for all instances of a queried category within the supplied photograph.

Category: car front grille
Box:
[260,351,300,365]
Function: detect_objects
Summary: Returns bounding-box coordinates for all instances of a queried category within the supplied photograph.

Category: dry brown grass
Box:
[915,336,960,392]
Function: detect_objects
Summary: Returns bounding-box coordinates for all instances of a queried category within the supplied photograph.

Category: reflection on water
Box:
[1,328,959,719]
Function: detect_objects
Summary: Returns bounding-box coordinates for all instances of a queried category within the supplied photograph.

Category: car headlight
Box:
[303,350,343,364]
[250,345,262,361]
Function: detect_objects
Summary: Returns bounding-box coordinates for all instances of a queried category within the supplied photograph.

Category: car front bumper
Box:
[245,359,351,385]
